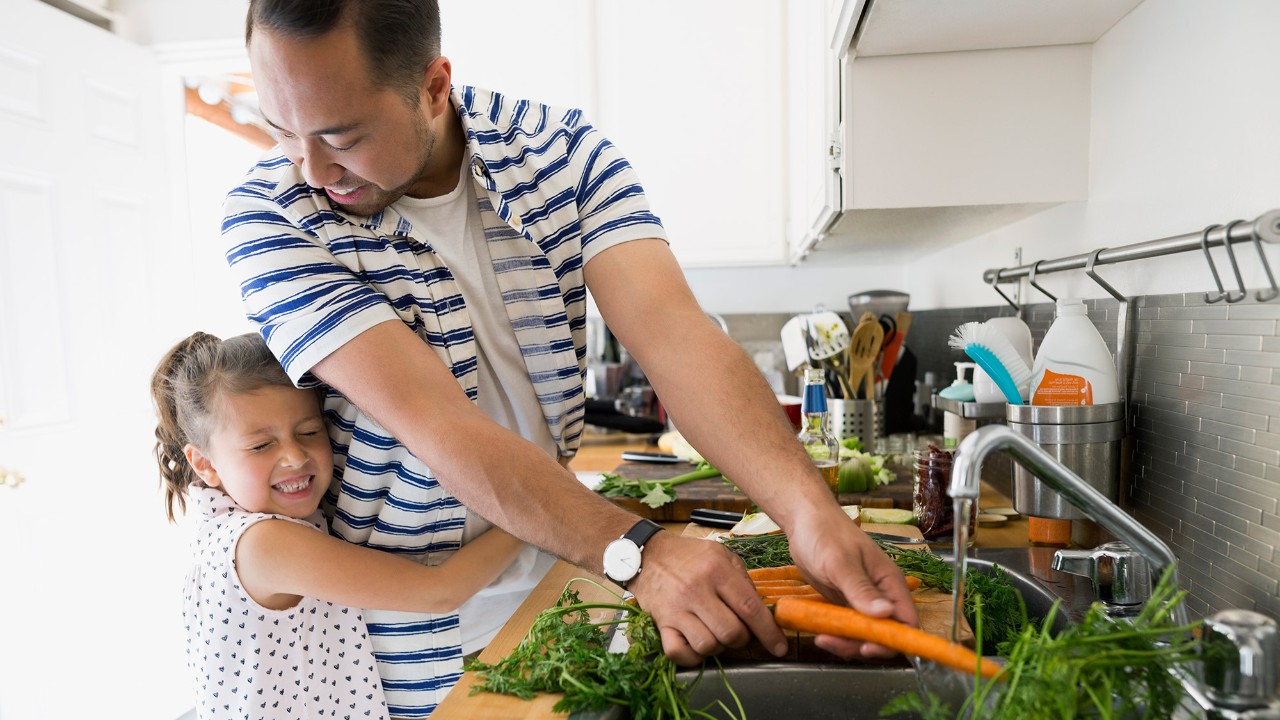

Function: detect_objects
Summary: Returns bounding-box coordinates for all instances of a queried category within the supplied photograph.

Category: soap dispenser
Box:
[940,362,978,449]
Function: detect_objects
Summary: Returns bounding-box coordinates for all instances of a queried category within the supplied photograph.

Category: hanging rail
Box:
[978,209,1280,421]
[983,209,1280,286]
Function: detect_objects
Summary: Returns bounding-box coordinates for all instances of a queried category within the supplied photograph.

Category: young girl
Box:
[152,331,525,720]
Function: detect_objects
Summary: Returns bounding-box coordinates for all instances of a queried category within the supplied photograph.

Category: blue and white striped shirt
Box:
[222,85,665,717]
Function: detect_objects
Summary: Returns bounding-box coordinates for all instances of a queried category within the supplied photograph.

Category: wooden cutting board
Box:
[683,522,974,661]
[601,461,915,521]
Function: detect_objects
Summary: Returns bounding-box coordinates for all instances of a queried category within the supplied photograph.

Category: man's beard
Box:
[330,112,437,216]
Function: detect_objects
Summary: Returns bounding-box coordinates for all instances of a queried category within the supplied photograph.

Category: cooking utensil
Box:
[804,313,855,399]
[847,314,884,400]
[780,315,811,373]
[621,451,682,464]
[690,508,748,528]
[878,310,913,386]
[863,530,930,545]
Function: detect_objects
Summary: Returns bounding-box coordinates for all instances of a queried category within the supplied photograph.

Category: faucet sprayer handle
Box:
[1051,541,1151,606]
[1203,609,1280,711]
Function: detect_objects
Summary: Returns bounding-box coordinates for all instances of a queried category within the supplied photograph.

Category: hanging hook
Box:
[1219,220,1249,303]
[1250,226,1279,302]
[1028,260,1058,302]
[1085,248,1127,303]
[988,269,1020,311]
[1200,224,1227,303]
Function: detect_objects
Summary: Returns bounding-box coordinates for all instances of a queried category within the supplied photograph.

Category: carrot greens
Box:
[881,565,1202,719]
[466,579,744,720]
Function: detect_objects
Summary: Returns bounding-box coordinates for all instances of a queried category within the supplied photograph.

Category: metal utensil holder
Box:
[1007,403,1124,520]
[829,399,883,445]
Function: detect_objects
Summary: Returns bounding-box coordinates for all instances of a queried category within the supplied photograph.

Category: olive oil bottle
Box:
[798,368,841,495]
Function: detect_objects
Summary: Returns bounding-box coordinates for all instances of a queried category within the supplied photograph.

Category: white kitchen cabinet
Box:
[841,43,1091,211]
[785,0,843,262]
[796,0,1143,258]
[594,1,789,267]
[441,0,794,268]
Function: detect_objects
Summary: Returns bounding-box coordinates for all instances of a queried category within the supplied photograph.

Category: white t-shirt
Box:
[396,162,556,654]
[184,486,389,720]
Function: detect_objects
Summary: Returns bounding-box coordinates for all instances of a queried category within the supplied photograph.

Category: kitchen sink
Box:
[573,547,1093,720]
[674,548,1078,720]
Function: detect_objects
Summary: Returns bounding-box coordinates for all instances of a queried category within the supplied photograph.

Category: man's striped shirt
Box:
[222,85,666,717]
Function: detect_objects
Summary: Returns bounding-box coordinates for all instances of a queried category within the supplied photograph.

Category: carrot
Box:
[752,579,806,589]
[774,597,1003,679]
[905,575,923,592]
[763,592,823,601]
[760,593,823,606]
[747,565,805,582]
[754,584,818,596]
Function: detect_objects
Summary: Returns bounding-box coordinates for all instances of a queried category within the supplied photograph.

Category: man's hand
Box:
[786,508,919,658]
[625,532,787,666]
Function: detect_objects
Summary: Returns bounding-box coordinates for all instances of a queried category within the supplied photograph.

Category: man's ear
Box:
[184,443,221,488]
[421,55,453,116]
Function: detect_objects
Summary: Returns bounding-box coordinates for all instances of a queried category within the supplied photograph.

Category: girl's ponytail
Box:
[151,332,221,522]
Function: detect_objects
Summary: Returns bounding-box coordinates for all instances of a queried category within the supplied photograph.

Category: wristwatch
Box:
[602,518,664,589]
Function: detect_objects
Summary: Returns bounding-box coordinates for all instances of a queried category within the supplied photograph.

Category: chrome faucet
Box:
[950,425,1280,716]
[947,425,1181,622]
[1051,541,1152,608]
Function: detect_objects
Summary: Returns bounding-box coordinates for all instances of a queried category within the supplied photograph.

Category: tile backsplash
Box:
[725,290,1280,617]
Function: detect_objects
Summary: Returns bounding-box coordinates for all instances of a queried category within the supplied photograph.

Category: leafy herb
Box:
[874,541,1029,653]
[883,566,1201,719]
[596,462,723,509]
[466,579,744,720]
[720,533,794,570]
[968,565,1200,719]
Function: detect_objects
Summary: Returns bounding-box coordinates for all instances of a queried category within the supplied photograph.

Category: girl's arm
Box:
[235,520,527,613]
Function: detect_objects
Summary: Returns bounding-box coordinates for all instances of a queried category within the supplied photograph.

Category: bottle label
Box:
[802,382,827,413]
[1032,369,1094,406]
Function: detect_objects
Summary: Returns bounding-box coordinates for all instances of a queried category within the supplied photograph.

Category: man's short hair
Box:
[246,0,442,104]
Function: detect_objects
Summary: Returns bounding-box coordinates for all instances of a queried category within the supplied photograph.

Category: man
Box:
[225,0,916,715]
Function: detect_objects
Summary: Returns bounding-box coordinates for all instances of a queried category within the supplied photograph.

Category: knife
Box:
[864,530,930,545]
[689,508,745,528]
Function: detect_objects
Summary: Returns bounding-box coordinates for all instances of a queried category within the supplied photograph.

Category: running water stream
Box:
[906,497,983,715]
[950,497,974,644]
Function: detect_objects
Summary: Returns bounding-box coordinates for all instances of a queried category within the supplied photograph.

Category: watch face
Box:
[603,538,642,583]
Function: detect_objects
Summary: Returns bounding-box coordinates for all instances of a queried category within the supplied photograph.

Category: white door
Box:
[0,2,196,717]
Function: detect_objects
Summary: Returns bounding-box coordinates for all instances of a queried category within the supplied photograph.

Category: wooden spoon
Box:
[846,316,885,400]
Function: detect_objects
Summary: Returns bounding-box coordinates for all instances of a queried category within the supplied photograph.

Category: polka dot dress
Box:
[184,487,390,720]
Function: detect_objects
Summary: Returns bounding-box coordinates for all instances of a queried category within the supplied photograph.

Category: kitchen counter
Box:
[432,433,1033,718]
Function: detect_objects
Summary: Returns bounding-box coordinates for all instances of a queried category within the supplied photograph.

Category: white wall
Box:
[897,0,1280,310]
[152,0,1280,316]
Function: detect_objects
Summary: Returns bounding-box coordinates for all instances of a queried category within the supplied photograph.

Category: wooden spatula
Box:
[847,315,884,400]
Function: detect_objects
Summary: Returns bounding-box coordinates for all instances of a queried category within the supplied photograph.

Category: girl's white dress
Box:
[184,487,390,720]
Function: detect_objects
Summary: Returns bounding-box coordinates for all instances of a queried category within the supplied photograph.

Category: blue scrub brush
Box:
[948,322,1034,405]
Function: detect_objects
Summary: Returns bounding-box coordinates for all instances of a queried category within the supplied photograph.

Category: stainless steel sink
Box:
[683,662,922,719]
[571,548,1099,720]
[671,548,1087,720]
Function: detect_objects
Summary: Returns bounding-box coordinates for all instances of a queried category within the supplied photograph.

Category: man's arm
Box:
[585,238,918,660]
[311,319,624,563]
[308,317,786,661]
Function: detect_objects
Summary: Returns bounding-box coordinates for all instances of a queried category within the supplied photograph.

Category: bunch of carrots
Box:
[748,564,922,605]
[748,565,1001,680]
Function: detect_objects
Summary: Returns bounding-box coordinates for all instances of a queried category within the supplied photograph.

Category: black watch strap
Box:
[622,518,664,548]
